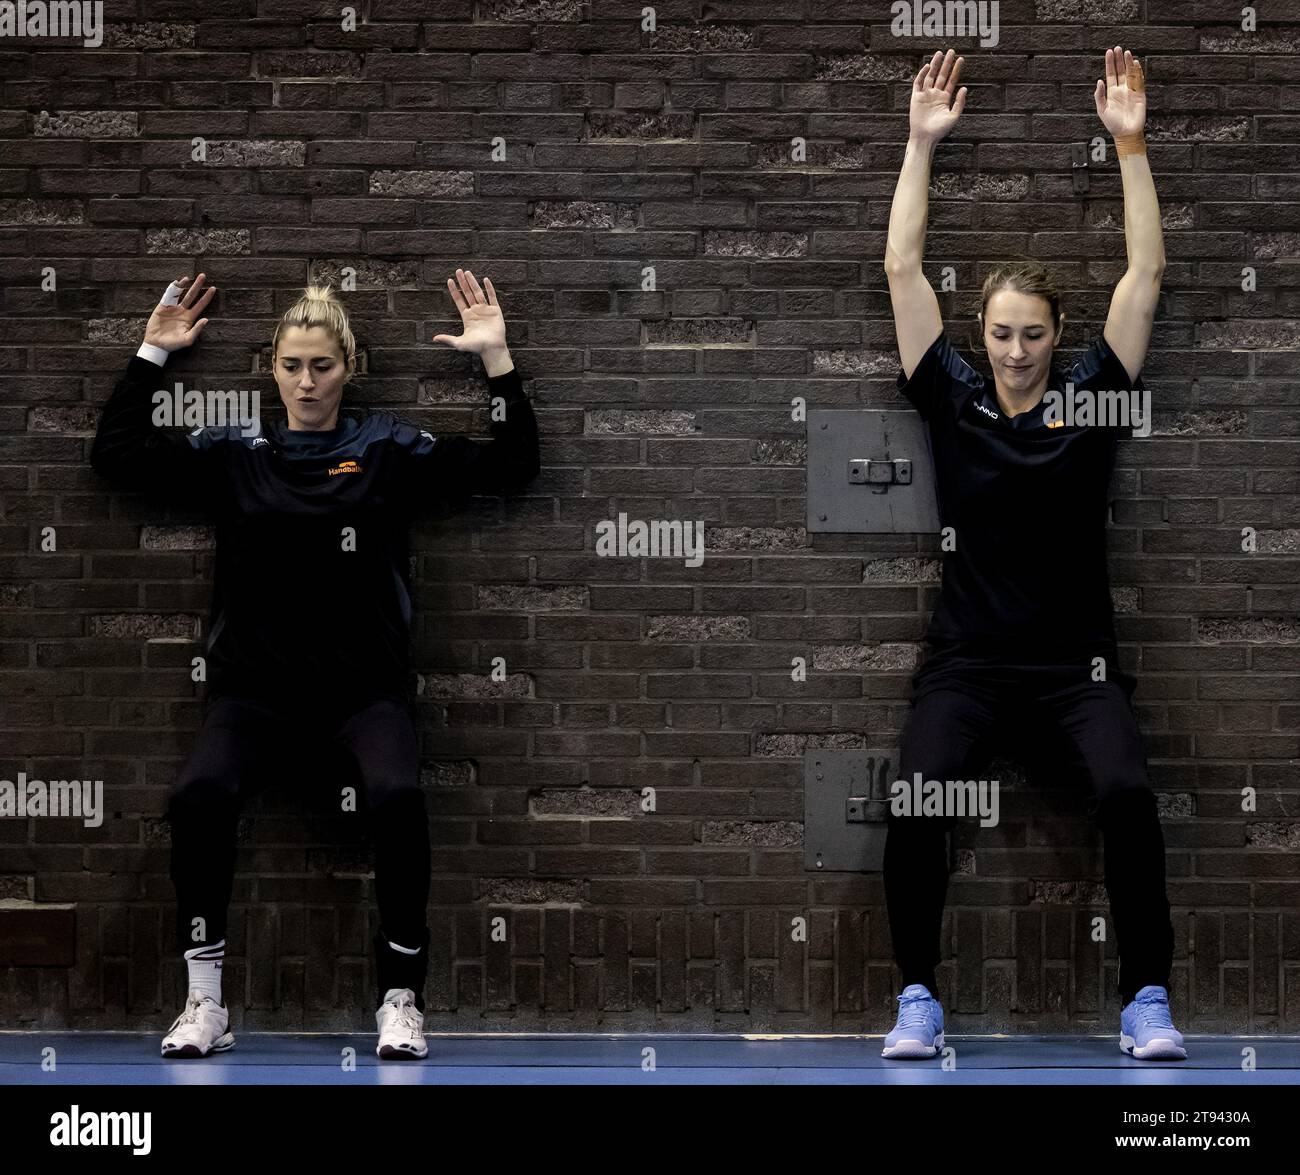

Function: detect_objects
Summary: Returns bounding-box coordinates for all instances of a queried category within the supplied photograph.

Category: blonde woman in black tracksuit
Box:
[90,269,539,1059]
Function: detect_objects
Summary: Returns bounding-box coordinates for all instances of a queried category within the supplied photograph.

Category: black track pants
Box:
[167,692,431,960]
[883,659,1174,1007]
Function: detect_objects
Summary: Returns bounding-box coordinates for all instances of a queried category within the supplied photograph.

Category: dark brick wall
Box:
[1,1,1298,1033]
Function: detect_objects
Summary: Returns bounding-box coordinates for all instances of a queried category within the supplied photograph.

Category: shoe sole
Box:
[882,1032,944,1059]
[161,1032,235,1058]
[376,1041,428,1059]
[1121,1033,1187,1060]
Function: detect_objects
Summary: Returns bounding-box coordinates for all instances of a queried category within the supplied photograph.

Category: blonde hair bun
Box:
[272,283,357,378]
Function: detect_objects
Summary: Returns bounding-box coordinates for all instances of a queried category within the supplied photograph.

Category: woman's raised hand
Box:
[143,273,216,353]
[910,49,967,144]
[1094,46,1146,139]
[432,268,507,355]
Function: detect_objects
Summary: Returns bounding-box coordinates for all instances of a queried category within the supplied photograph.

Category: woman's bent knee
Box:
[169,772,240,818]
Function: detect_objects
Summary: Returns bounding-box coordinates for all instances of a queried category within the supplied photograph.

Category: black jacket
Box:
[89,354,541,702]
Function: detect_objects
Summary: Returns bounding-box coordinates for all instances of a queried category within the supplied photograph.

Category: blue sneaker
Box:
[1120,985,1187,1060]
[882,983,945,1058]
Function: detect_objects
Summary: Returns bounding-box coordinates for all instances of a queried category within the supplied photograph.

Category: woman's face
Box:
[980,289,1064,401]
[274,325,350,432]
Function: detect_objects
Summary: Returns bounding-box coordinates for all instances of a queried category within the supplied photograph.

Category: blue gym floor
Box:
[3,1032,1298,1084]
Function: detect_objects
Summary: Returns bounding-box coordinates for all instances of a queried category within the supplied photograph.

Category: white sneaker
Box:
[376,987,427,1059]
[161,988,234,1058]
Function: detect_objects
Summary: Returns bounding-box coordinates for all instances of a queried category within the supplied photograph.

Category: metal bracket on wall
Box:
[804,748,900,872]
[807,409,940,533]
[1071,143,1089,194]
[848,456,911,488]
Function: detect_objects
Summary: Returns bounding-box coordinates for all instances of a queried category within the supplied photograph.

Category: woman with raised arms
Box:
[879,47,1183,1061]
[91,270,540,1059]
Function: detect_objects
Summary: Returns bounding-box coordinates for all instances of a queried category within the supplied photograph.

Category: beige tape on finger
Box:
[1126,58,1145,93]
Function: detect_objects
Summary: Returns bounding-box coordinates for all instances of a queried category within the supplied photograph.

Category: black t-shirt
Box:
[896,330,1142,668]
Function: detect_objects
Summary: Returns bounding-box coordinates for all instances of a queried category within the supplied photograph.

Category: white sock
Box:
[183,939,225,1005]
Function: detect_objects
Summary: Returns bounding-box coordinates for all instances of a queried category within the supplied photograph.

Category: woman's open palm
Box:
[1095,46,1146,139]
[433,268,506,354]
[144,273,216,352]
[910,50,967,143]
